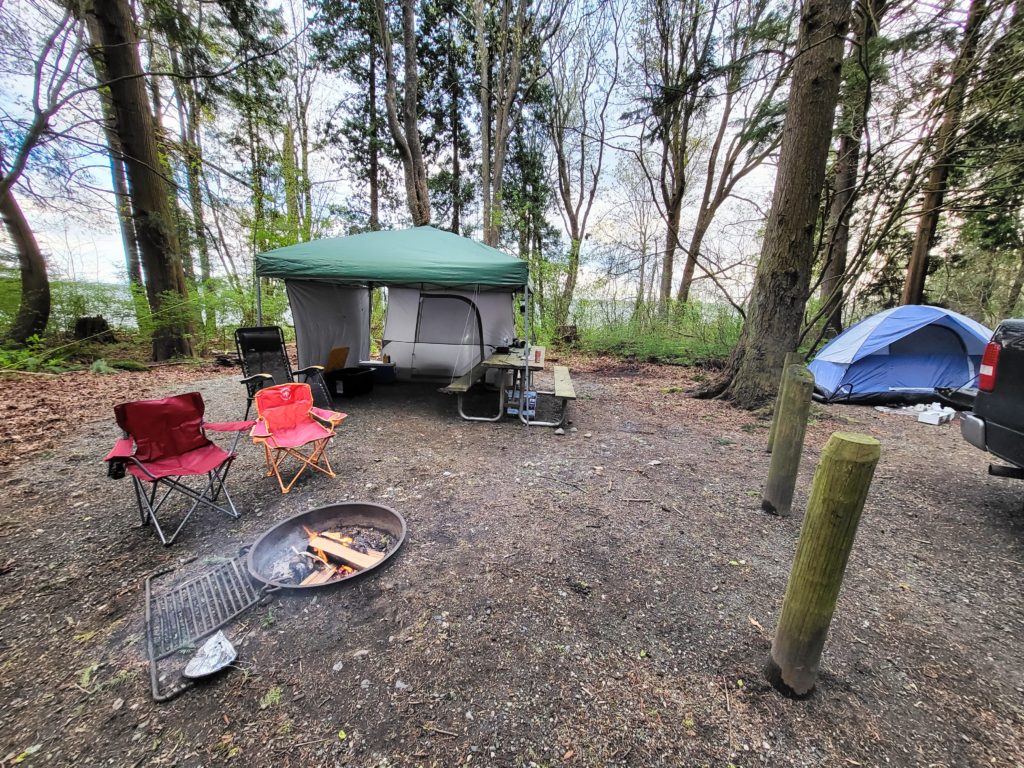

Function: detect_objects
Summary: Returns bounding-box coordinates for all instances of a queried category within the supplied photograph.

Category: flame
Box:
[302,525,330,563]
[321,531,354,546]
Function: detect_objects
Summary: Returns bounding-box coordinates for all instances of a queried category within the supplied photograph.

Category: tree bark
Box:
[722,0,852,408]
[1,189,50,344]
[83,12,143,290]
[369,45,380,230]
[449,26,462,234]
[89,0,193,360]
[1006,250,1024,316]
[478,0,537,246]
[476,0,492,243]
[660,197,683,307]
[374,0,430,226]
[819,0,885,336]
[901,0,988,306]
[168,37,215,333]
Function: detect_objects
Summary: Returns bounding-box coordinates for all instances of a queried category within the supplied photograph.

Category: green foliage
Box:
[0,335,67,372]
[576,302,742,364]
[109,359,149,371]
[89,359,118,375]
[259,686,283,709]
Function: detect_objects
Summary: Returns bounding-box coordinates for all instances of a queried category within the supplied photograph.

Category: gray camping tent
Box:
[255,227,529,380]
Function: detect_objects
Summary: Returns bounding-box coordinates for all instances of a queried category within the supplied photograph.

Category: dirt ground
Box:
[0,357,1022,767]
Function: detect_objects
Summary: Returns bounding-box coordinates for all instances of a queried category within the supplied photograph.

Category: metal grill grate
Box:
[146,556,263,701]
[148,557,262,660]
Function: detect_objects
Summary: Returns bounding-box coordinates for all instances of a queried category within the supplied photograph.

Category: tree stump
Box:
[74,316,116,343]
[555,324,579,346]
[765,431,881,697]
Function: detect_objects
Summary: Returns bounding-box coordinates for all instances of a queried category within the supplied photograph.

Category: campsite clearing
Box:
[0,357,1021,766]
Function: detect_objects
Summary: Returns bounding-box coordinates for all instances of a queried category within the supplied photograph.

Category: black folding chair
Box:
[234,326,333,418]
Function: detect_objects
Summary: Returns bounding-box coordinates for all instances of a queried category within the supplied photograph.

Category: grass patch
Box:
[577,304,741,366]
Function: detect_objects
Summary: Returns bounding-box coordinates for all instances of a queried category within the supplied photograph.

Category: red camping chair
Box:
[250,382,347,494]
[105,393,254,545]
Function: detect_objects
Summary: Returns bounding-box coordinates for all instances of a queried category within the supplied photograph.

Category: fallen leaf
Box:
[563,749,575,760]
[748,616,765,632]
[13,745,41,764]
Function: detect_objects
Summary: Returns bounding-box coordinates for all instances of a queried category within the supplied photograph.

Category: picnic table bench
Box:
[441,349,577,427]
[440,362,505,421]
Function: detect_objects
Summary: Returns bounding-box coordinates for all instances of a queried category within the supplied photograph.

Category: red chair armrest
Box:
[311,407,347,426]
[204,420,257,432]
[250,421,272,439]
[105,437,135,462]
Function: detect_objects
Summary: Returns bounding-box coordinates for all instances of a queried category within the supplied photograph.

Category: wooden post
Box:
[766,431,880,697]
[767,352,804,453]
[762,365,815,516]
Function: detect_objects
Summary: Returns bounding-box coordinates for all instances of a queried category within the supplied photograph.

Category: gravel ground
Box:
[0,358,1021,767]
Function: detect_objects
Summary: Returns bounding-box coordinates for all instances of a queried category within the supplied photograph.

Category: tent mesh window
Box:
[416,296,482,346]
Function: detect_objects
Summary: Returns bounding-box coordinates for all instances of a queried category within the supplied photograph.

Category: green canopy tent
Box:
[255,226,530,381]
[256,225,528,290]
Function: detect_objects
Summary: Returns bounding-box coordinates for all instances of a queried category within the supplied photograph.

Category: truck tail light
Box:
[979,341,1001,391]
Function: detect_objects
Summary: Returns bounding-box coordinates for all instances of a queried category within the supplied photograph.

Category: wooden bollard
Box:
[761,364,814,516]
[767,352,804,453]
[765,431,881,697]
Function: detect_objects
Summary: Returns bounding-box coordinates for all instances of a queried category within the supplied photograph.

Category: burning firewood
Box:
[308,535,383,570]
[300,567,337,586]
[319,530,387,560]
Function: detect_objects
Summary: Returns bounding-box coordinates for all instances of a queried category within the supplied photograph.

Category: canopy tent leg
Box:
[256,274,263,325]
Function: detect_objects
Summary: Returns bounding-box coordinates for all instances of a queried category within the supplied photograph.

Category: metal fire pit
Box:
[247,502,406,590]
[146,501,406,701]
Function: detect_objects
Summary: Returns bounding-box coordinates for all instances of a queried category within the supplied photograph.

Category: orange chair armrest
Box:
[311,407,347,425]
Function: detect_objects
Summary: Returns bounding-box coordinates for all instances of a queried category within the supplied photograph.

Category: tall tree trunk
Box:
[677,86,736,305]
[110,151,144,288]
[819,0,885,336]
[369,47,380,230]
[398,0,429,223]
[243,74,267,255]
[1,189,50,344]
[901,0,988,306]
[449,30,462,234]
[1006,250,1024,315]
[661,197,683,308]
[282,122,301,241]
[83,13,143,291]
[720,0,852,408]
[478,0,532,246]
[633,239,649,322]
[556,237,581,327]
[818,131,859,335]
[476,0,493,243]
[169,41,215,334]
[374,0,430,225]
[89,0,193,360]
[492,2,528,244]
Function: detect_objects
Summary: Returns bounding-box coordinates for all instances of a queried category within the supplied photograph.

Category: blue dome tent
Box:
[808,305,992,404]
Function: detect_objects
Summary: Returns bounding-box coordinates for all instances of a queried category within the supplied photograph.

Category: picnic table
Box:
[442,346,575,426]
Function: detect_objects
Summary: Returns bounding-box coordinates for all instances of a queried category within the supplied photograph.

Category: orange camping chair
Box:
[104,392,255,545]
[250,382,347,493]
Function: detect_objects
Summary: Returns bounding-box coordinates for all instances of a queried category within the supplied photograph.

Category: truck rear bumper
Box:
[961,413,986,451]
[962,412,1024,468]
